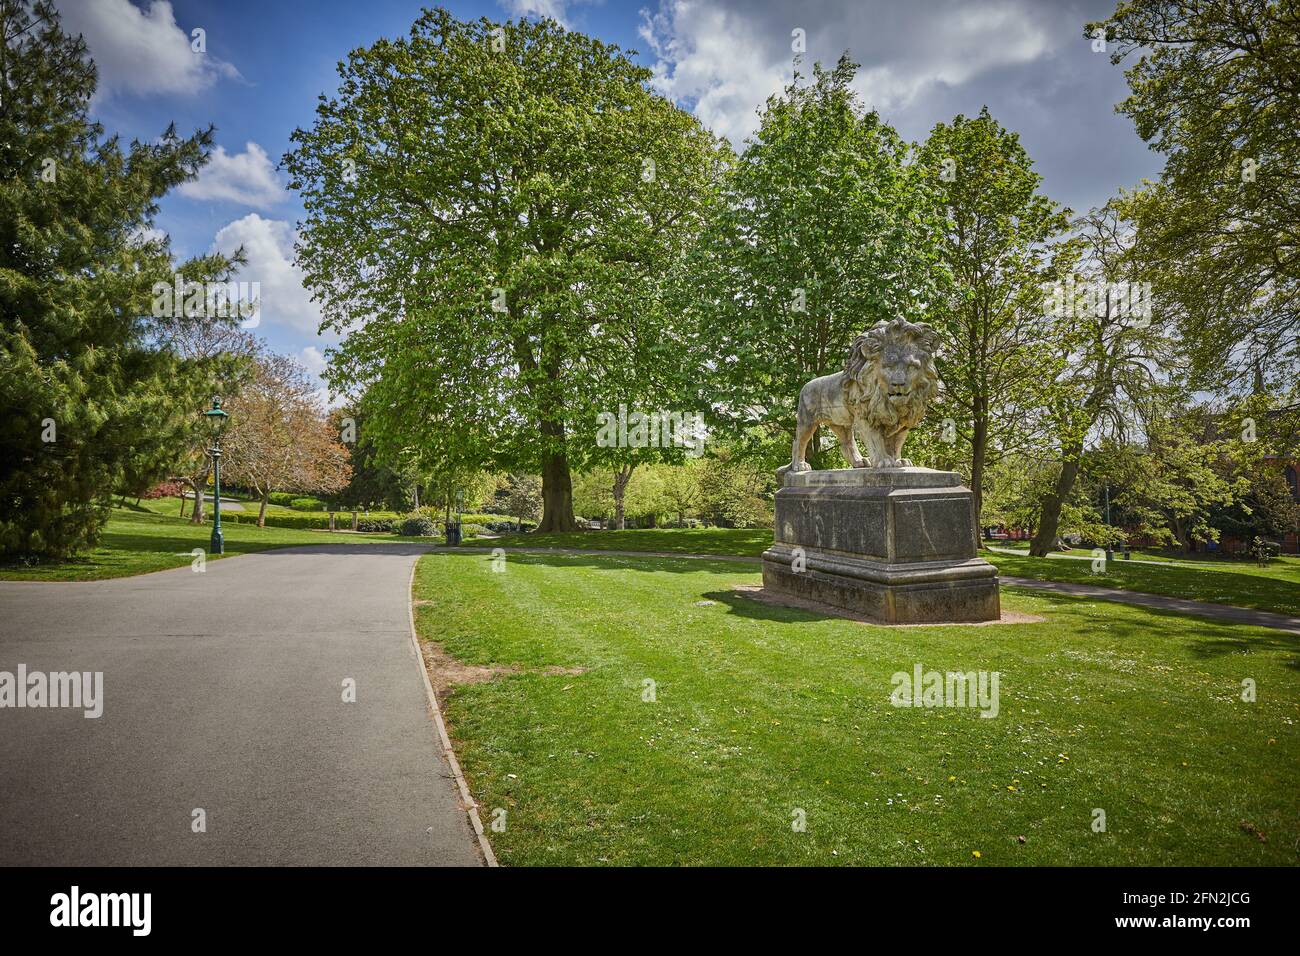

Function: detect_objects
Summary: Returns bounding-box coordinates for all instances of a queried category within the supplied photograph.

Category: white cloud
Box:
[133,225,168,246]
[210,215,323,337]
[500,0,572,24]
[179,143,286,210]
[640,0,1062,145]
[56,0,240,98]
[300,346,327,377]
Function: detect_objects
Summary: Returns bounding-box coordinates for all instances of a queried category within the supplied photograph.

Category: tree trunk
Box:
[257,490,269,528]
[537,419,578,532]
[188,463,211,524]
[969,400,988,551]
[612,464,634,532]
[1029,443,1084,556]
[171,475,201,522]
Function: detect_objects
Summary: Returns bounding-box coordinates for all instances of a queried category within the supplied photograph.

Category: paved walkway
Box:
[997,576,1300,635]
[0,544,483,866]
[440,546,1300,635]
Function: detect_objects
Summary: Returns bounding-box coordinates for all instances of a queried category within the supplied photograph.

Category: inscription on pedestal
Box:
[762,467,1000,624]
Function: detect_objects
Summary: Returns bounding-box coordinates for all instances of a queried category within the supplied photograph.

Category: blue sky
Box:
[59,0,1160,400]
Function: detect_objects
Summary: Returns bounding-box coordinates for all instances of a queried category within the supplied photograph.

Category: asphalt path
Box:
[0,544,482,866]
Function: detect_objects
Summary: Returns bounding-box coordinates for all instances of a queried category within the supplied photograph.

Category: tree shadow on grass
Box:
[425,548,761,576]
[703,581,1300,670]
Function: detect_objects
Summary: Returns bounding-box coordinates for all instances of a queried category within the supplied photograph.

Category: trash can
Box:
[445,521,461,546]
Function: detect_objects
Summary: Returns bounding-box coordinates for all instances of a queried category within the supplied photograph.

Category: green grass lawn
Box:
[993,540,1300,582]
[985,551,1300,617]
[0,507,394,581]
[478,528,1300,617]
[414,550,1300,866]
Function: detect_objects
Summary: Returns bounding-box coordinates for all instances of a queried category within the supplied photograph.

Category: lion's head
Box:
[844,317,942,430]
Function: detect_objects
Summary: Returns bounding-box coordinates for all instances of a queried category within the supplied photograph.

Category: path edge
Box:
[406,559,499,867]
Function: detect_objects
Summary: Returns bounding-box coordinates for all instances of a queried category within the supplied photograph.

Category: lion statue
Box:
[786,317,941,473]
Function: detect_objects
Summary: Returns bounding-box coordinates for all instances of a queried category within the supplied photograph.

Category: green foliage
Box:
[330,403,418,511]
[697,448,775,528]
[0,0,235,558]
[915,107,1073,508]
[685,56,940,466]
[1092,0,1300,387]
[221,510,400,531]
[398,513,439,537]
[284,8,727,530]
[499,473,542,526]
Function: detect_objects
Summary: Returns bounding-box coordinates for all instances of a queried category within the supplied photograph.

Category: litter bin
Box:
[445,521,461,546]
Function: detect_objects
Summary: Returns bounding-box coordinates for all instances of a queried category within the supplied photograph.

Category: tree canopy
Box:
[0,0,234,557]
[285,8,728,531]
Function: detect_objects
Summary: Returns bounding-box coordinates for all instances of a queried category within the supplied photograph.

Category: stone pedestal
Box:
[762,467,999,624]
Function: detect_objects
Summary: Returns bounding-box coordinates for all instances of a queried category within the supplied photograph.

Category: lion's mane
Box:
[843,318,940,433]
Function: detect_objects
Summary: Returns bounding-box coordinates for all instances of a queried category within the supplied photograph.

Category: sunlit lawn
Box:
[415,550,1300,866]
[986,551,1300,617]
[0,506,397,581]
[992,540,1300,583]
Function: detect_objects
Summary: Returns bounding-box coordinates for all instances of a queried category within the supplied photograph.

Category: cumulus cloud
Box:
[300,346,328,376]
[210,215,323,337]
[500,0,573,24]
[640,0,1067,145]
[179,143,286,210]
[639,0,1159,213]
[56,0,240,98]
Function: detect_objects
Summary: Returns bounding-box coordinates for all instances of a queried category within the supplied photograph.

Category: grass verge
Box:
[0,507,397,581]
[413,550,1300,866]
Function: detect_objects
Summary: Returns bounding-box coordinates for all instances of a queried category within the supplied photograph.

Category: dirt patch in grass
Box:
[728,584,1045,627]
[419,640,586,703]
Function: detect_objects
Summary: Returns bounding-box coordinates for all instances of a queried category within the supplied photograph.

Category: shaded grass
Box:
[414,551,1300,866]
[474,527,772,556]
[0,507,398,581]
[478,528,1300,616]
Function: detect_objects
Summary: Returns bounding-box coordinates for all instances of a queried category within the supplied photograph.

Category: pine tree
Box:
[0,0,229,558]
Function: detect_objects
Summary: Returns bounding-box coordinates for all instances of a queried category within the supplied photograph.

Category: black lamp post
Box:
[205,398,229,555]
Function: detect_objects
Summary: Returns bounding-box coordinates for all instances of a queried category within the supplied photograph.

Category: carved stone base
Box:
[761,467,1000,624]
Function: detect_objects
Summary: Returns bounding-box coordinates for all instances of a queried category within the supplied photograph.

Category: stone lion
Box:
[787,317,941,472]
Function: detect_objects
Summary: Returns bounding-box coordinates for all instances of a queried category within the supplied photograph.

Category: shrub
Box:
[289,496,328,511]
[356,517,396,533]
[398,513,438,537]
[140,480,184,500]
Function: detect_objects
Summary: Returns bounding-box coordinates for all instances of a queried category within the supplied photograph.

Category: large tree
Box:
[916,107,1074,530]
[0,0,231,558]
[284,9,726,531]
[686,56,941,467]
[222,349,350,526]
[1028,204,1175,555]
[1089,0,1300,387]
[161,314,256,523]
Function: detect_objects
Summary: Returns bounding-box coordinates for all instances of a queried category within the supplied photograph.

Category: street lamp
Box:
[205,398,229,555]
